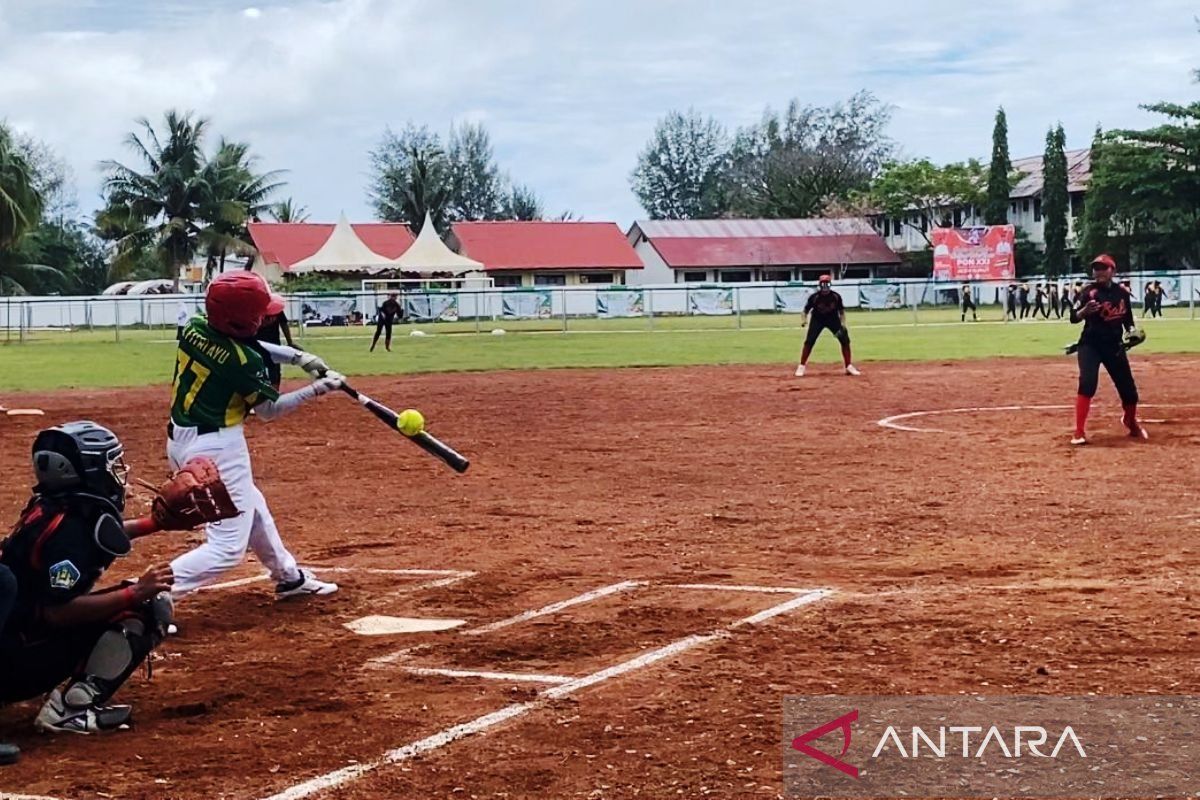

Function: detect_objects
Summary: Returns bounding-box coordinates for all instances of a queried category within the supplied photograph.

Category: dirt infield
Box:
[1,357,1198,800]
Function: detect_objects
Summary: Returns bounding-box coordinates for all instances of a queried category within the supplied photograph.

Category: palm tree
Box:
[98,110,212,290]
[0,123,44,250]
[269,197,309,222]
[200,138,285,277]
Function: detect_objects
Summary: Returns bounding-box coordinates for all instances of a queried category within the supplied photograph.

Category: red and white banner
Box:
[931,225,1016,280]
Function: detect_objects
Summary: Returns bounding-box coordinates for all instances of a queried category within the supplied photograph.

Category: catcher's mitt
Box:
[1123,328,1147,351]
[150,457,239,530]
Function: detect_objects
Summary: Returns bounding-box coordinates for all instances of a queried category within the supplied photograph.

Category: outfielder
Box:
[0,422,235,735]
[168,272,342,598]
[1068,254,1147,445]
[795,275,860,377]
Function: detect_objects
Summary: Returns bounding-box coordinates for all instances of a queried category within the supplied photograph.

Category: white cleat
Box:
[794,364,806,377]
[1070,435,1088,446]
[275,569,338,599]
[845,364,861,376]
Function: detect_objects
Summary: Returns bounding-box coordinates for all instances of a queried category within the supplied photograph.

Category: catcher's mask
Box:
[32,421,128,512]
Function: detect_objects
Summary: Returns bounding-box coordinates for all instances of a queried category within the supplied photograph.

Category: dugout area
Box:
[0,359,1197,799]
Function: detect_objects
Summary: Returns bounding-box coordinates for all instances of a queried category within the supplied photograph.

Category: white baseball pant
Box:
[166,423,302,595]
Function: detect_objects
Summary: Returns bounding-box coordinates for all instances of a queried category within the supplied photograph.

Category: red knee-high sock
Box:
[1122,402,1138,430]
[1074,394,1092,437]
[800,343,813,365]
[840,342,852,366]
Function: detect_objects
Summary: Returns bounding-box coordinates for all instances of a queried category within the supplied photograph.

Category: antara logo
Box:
[791,710,1087,777]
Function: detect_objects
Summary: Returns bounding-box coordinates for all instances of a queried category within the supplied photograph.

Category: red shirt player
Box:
[795,275,860,377]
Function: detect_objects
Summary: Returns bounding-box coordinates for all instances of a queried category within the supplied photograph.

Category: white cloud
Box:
[0,0,1196,225]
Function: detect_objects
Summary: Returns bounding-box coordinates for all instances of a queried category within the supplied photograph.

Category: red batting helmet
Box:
[1090,254,1117,271]
[206,272,270,338]
[266,293,285,316]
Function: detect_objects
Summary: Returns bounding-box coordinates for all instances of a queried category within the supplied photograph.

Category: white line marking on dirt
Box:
[200,568,473,593]
[263,586,832,800]
[404,667,575,684]
[876,403,1200,433]
[667,583,816,594]
[462,580,646,636]
[0,794,72,800]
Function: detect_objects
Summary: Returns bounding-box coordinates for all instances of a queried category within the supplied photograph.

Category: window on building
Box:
[1071,194,1084,217]
[681,271,708,283]
[720,270,753,283]
[920,214,929,233]
[892,218,902,236]
[533,274,566,286]
[800,269,829,282]
[953,209,963,227]
[1022,199,1030,213]
[579,272,615,284]
[842,267,871,279]
[761,268,793,282]
[491,274,523,287]
[1010,201,1017,215]
[1033,198,1042,222]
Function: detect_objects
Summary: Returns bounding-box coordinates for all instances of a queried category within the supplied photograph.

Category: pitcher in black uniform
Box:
[1069,255,1147,445]
[0,422,175,736]
[795,275,860,377]
[370,291,402,352]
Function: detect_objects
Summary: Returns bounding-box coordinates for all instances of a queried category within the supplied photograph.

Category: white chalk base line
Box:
[263,588,831,800]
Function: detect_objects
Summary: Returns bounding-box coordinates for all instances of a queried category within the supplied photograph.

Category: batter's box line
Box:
[876,402,1200,434]
[198,567,476,595]
[261,587,832,800]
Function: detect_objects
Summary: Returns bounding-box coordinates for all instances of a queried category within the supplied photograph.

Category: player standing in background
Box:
[1018,282,1031,319]
[253,294,296,390]
[1033,283,1049,318]
[960,284,977,322]
[1005,284,1018,320]
[1142,282,1155,318]
[1152,281,1165,317]
[1068,254,1147,445]
[370,291,402,352]
[1048,282,1061,319]
[795,275,860,377]
[1059,281,1073,317]
[169,272,342,598]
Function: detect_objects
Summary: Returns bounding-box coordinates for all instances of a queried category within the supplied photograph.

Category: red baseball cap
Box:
[819,274,832,283]
[1090,254,1117,271]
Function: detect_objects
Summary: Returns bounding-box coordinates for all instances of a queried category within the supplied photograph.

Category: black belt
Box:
[168,421,219,438]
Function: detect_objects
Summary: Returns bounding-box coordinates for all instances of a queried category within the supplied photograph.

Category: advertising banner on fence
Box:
[501,290,552,319]
[688,287,734,315]
[597,288,644,318]
[859,283,903,310]
[404,293,459,322]
[932,225,1016,280]
[301,296,357,326]
[774,285,814,314]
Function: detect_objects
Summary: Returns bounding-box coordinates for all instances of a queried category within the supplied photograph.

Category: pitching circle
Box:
[876,403,1200,434]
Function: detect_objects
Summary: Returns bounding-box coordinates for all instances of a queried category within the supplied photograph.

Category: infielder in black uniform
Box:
[795,275,860,377]
[1034,283,1049,318]
[1005,284,1018,320]
[1018,282,1031,318]
[371,291,402,352]
[960,284,977,322]
[0,564,17,762]
[0,422,176,736]
[1068,254,1147,445]
[1059,282,1073,317]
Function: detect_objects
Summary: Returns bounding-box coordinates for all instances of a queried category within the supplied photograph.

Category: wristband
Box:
[121,586,138,608]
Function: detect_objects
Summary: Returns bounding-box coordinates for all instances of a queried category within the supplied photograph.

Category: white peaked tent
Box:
[289,213,398,274]
[392,213,484,275]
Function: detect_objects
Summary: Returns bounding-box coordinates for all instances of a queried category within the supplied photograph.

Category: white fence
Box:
[3,273,1199,341]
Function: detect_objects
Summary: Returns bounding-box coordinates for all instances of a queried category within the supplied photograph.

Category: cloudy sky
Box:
[1,0,1196,226]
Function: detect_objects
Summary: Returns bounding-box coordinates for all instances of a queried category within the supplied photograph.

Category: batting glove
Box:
[312,371,344,395]
[296,352,330,376]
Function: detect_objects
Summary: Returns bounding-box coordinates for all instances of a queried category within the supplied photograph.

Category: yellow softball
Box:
[397,408,425,436]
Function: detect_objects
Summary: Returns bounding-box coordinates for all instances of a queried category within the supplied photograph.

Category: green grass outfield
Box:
[3,306,1198,392]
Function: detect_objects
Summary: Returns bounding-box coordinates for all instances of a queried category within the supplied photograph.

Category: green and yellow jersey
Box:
[170,317,280,428]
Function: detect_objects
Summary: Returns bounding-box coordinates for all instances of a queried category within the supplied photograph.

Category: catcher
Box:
[795,275,861,377]
[1066,254,1148,445]
[0,422,236,736]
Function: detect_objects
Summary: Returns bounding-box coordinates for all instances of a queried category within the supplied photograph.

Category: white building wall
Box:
[628,239,675,285]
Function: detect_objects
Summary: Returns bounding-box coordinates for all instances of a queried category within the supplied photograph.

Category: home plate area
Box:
[0,565,829,800]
